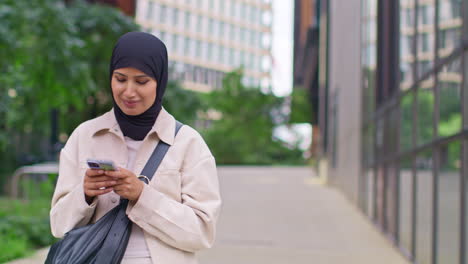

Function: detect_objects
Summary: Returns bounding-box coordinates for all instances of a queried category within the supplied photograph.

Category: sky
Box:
[271,0,294,97]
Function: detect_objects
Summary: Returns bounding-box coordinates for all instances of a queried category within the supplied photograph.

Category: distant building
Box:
[135,0,273,92]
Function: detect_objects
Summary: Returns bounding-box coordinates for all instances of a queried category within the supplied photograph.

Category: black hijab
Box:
[109,31,168,140]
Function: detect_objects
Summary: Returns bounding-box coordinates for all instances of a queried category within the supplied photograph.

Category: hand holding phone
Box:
[86,159,118,171]
[83,159,119,204]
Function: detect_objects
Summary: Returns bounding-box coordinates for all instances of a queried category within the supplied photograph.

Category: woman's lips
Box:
[123,100,138,108]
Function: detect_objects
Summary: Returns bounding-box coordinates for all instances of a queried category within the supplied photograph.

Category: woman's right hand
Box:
[84,169,117,204]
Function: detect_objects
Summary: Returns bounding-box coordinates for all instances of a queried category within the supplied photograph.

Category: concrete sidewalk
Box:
[198,166,409,264]
[8,166,409,264]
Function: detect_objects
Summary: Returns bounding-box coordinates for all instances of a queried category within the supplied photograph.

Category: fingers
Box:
[85,169,104,177]
[87,180,117,190]
[86,175,117,183]
[103,167,129,178]
[85,188,113,197]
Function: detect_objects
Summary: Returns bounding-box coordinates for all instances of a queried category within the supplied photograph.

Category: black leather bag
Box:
[45,121,183,264]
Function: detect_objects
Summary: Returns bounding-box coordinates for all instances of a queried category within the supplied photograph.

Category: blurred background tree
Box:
[0,0,138,190]
[202,70,305,165]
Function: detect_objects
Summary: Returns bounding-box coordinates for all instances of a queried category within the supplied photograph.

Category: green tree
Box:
[0,0,139,190]
[163,80,206,126]
[202,70,304,165]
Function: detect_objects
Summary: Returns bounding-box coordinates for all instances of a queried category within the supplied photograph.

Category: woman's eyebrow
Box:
[114,71,149,78]
[135,74,149,78]
[114,71,126,77]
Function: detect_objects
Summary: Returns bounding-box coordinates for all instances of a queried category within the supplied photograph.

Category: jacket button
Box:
[111,197,118,203]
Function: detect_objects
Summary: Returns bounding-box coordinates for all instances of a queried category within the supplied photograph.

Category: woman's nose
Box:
[122,82,137,97]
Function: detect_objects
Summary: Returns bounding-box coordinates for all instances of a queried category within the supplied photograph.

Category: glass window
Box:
[218,45,224,63]
[160,5,166,24]
[231,24,237,42]
[197,16,204,34]
[165,33,172,52]
[173,8,179,27]
[420,33,430,52]
[209,18,214,34]
[399,156,413,255]
[184,11,190,30]
[160,31,167,45]
[219,21,225,38]
[400,92,414,151]
[365,167,375,218]
[172,34,178,54]
[416,1,435,79]
[190,38,196,58]
[241,3,246,18]
[438,58,462,137]
[437,141,461,264]
[208,42,213,61]
[197,0,204,9]
[179,36,184,54]
[196,40,202,59]
[230,0,236,17]
[386,162,399,238]
[229,48,234,66]
[210,0,215,12]
[415,150,433,264]
[417,84,434,146]
[220,1,225,15]
[184,37,190,56]
[146,1,154,21]
[437,0,462,60]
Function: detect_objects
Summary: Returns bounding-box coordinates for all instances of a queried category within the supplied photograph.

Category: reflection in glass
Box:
[438,0,462,58]
[437,141,460,263]
[417,86,434,146]
[415,150,433,264]
[385,163,398,238]
[399,0,415,90]
[400,92,413,151]
[362,0,377,118]
[367,168,375,218]
[416,1,435,79]
[438,58,462,137]
[399,157,413,255]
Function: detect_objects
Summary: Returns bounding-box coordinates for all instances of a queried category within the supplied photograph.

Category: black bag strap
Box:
[139,120,184,182]
[94,120,184,264]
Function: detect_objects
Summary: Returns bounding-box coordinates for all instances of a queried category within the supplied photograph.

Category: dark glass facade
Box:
[360,0,467,263]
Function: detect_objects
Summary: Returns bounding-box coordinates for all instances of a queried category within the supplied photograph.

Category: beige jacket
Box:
[50,108,222,264]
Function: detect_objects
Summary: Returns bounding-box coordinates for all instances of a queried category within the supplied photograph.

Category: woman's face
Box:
[111,67,157,116]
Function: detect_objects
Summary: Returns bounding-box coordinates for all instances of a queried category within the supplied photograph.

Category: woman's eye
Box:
[116,78,126,83]
[137,81,149,85]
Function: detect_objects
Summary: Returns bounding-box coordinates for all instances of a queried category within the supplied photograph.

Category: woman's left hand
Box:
[104,167,145,201]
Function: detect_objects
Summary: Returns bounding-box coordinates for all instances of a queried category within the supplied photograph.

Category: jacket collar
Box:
[91,107,176,145]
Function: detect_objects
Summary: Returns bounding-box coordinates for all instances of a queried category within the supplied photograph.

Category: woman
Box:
[50,32,222,264]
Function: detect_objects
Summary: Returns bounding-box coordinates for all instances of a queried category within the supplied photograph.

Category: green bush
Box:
[0,190,57,262]
[0,169,58,262]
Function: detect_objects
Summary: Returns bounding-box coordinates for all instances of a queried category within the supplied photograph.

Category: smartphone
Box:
[86,158,118,171]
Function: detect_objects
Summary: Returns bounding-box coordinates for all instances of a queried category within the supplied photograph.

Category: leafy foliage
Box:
[0,197,56,263]
[0,0,138,187]
[201,70,305,165]
[163,80,207,126]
